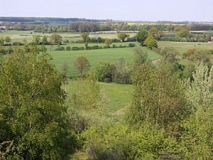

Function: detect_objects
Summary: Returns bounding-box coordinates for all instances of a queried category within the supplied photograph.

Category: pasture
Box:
[66,80,132,113]
[50,46,161,77]
[158,41,213,53]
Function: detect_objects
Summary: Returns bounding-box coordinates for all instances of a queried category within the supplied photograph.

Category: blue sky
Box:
[0,0,212,21]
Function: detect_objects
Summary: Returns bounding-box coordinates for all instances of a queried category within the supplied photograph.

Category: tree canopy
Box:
[136,30,149,45]
[0,46,79,159]
[74,56,90,75]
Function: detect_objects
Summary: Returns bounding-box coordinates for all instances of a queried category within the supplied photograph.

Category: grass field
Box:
[66,80,132,113]
[158,41,213,53]
[50,46,161,77]
[0,30,137,43]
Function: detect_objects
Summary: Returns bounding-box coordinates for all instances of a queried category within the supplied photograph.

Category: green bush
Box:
[128,43,136,47]
[55,46,65,51]
[72,46,85,51]
[66,46,71,51]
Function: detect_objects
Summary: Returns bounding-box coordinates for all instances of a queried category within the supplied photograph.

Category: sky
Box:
[0,0,212,22]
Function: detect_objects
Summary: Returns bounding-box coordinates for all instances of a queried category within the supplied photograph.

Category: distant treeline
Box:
[1,17,213,33]
[0,17,108,23]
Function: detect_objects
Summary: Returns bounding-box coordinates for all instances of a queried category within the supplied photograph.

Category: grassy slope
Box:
[66,80,132,113]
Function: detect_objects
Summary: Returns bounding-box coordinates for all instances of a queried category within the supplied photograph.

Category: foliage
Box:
[68,73,109,133]
[49,33,62,44]
[104,38,112,47]
[83,123,179,160]
[133,46,148,68]
[117,32,130,42]
[0,46,79,159]
[73,56,90,75]
[144,36,158,49]
[185,62,213,109]
[176,28,190,38]
[148,27,164,40]
[187,49,211,66]
[94,61,116,82]
[126,62,190,133]
[80,32,90,42]
[160,47,179,63]
[114,58,131,84]
[136,30,149,45]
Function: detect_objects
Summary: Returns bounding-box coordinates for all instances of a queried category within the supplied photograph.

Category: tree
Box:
[4,36,11,45]
[49,33,62,44]
[104,38,112,47]
[80,32,90,42]
[117,32,130,42]
[42,35,48,45]
[0,37,4,46]
[0,46,79,159]
[148,28,164,40]
[94,61,116,82]
[160,47,179,63]
[32,35,40,45]
[61,61,70,78]
[136,30,149,46]
[144,36,158,49]
[133,46,148,68]
[74,56,90,75]
[126,62,190,133]
[185,62,213,110]
[176,28,190,38]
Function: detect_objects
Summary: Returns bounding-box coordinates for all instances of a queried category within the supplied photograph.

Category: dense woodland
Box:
[1,18,213,159]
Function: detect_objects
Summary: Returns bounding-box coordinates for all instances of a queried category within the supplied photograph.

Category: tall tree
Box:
[49,33,62,44]
[80,32,90,42]
[117,32,130,42]
[126,62,190,133]
[133,46,148,68]
[144,36,158,49]
[74,56,90,75]
[104,38,112,47]
[0,46,79,159]
[136,30,149,46]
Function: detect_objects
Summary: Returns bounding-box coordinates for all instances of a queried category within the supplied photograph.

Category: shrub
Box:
[12,42,23,46]
[55,46,65,51]
[72,46,85,51]
[66,46,71,51]
[128,43,136,47]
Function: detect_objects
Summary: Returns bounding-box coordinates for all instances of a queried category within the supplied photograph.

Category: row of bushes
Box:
[160,37,210,42]
[55,43,136,51]
[0,48,13,55]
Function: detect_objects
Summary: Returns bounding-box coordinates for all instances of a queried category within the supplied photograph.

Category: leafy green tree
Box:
[179,107,213,159]
[104,38,112,47]
[32,35,40,45]
[42,35,48,45]
[136,30,149,46]
[185,62,213,110]
[0,46,79,159]
[95,61,116,82]
[4,36,11,45]
[74,56,90,75]
[133,46,148,68]
[160,47,179,63]
[80,32,90,42]
[144,36,158,49]
[50,33,62,44]
[126,62,190,133]
[0,37,4,46]
[176,28,190,38]
[148,27,164,40]
[117,32,130,42]
[69,72,109,133]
